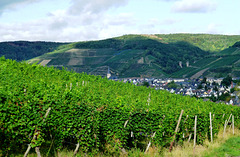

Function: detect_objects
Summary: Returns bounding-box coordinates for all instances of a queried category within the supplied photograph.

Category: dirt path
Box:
[190,68,209,79]
[39,59,51,66]
[190,57,222,79]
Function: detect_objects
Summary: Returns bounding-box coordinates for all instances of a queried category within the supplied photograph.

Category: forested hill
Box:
[0,41,69,61]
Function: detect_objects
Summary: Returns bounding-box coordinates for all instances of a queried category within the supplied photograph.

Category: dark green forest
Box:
[0,41,68,61]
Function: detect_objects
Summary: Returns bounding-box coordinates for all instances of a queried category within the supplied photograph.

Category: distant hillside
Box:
[171,42,240,78]
[151,34,240,52]
[0,41,69,61]
[6,33,237,78]
[29,35,208,78]
[216,41,240,56]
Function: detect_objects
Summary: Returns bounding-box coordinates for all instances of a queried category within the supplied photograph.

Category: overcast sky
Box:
[0,0,239,42]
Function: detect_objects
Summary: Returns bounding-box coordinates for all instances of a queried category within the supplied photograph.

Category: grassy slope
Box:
[203,136,240,156]
[153,33,240,52]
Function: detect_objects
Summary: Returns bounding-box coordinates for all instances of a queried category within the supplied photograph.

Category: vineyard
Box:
[0,56,240,156]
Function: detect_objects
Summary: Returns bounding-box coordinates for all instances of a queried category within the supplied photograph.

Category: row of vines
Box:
[0,56,240,156]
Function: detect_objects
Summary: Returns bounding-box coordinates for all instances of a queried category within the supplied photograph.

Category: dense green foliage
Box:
[232,41,240,48]
[1,57,240,155]
[0,41,68,61]
[221,75,233,87]
[167,81,178,89]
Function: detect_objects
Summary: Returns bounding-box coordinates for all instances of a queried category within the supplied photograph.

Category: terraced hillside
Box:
[28,35,208,78]
[216,41,240,56]
[172,43,240,78]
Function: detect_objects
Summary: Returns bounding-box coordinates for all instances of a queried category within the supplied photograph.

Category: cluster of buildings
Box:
[115,77,240,106]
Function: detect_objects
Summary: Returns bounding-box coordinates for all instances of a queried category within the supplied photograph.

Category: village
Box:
[113,76,240,106]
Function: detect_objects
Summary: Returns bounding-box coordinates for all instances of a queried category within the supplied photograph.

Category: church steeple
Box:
[107,66,111,79]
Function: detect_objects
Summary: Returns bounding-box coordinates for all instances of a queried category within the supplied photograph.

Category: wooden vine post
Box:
[227,114,232,123]
[24,107,51,157]
[223,119,227,138]
[232,115,234,135]
[73,143,80,156]
[223,113,232,138]
[169,109,184,152]
[35,147,41,157]
[209,112,213,143]
[194,115,197,148]
[145,132,156,154]
[147,93,151,106]
[188,133,192,142]
[118,119,130,154]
